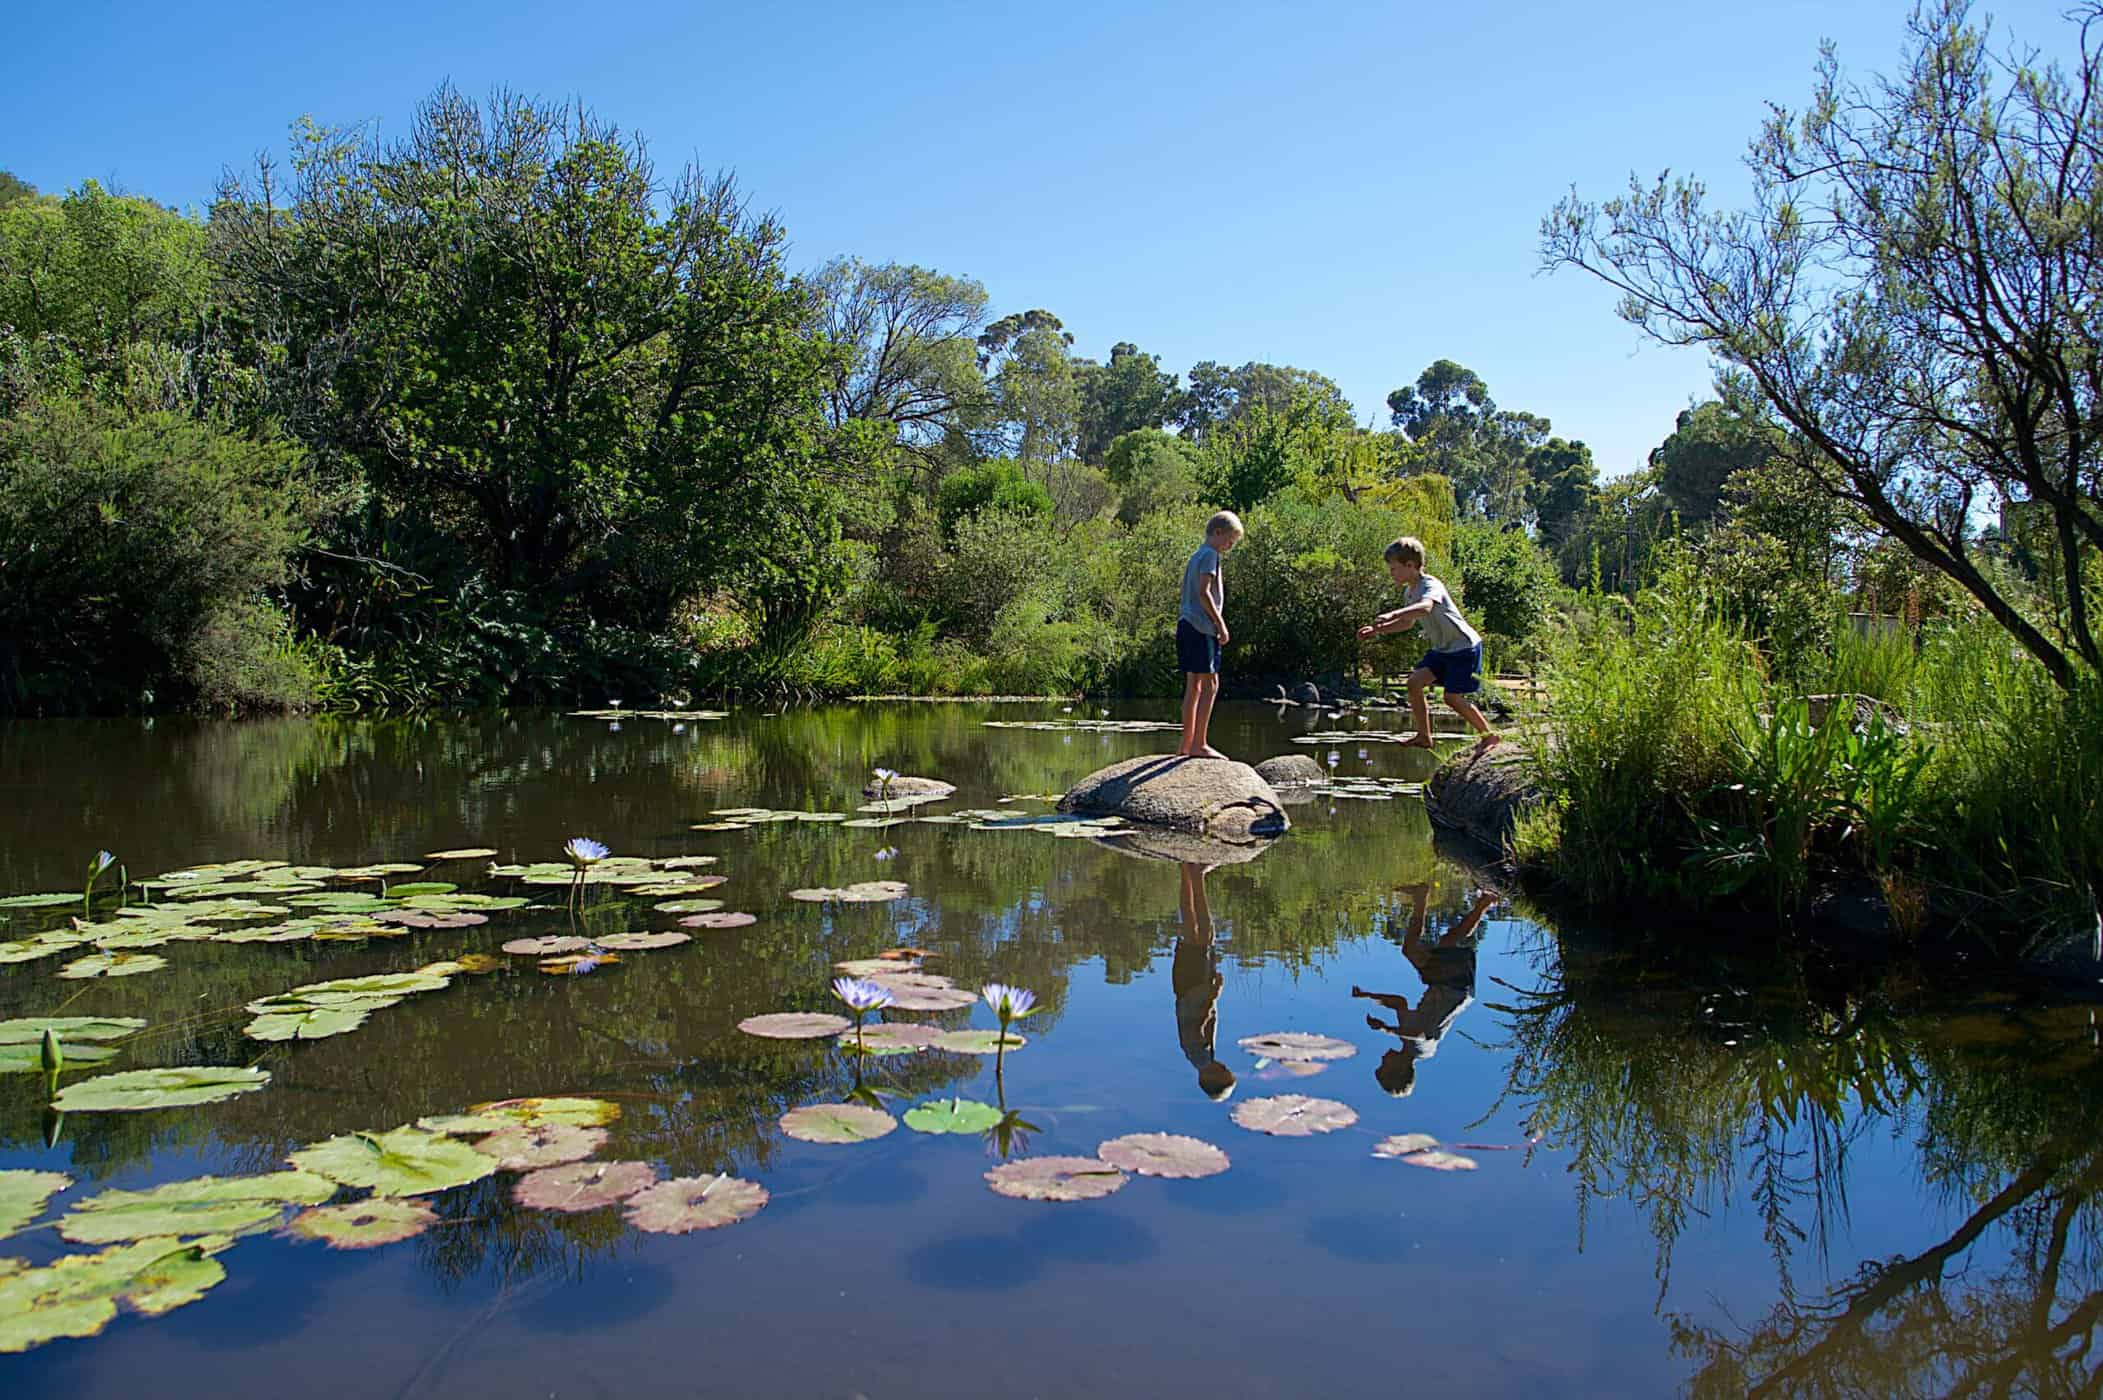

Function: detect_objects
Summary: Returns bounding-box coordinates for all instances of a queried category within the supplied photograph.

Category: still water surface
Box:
[1,703,2098,1397]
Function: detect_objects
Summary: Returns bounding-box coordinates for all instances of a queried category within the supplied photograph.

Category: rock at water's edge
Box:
[860,775,957,800]
[1059,755,1288,840]
[1253,754,1326,788]
[1427,743,1541,852]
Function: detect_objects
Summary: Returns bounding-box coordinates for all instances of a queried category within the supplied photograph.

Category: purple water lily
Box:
[981,983,1038,1023]
[564,837,610,868]
[831,977,895,1013]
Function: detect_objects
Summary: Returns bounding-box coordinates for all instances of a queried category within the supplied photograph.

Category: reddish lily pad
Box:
[477,1122,609,1170]
[1097,1133,1231,1179]
[502,936,591,956]
[624,1174,768,1234]
[514,1160,656,1212]
[286,1198,437,1249]
[680,911,756,930]
[1230,1095,1359,1137]
[780,1103,898,1144]
[1237,1031,1358,1062]
[834,957,915,976]
[868,978,977,1011]
[984,1156,1127,1202]
[737,1012,850,1040]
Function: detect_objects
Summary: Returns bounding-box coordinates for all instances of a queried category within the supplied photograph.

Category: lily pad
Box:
[930,1029,1027,1055]
[833,957,914,976]
[423,847,499,861]
[594,931,691,951]
[688,821,750,832]
[779,1103,898,1144]
[624,1174,767,1234]
[513,1160,656,1212]
[0,1238,232,1353]
[502,936,592,955]
[903,1098,1004,1134]
[0,1169,71,1235]
[286,892,395,913]
[678,911,754,929]
[59,1172,336,1244]
[0,938,76,963]
[0,1016,146,1045]
[1393,1149,1478,1171]
[383,882,457,897]
[0,1041,121,1073]
[848,1023,943,1052]
[787,880,910,904]
[869,981,978,1011]
[984,1155,1127,1202]
[737,1012,850,1040]
[57,951,168,979]
[476,1122,609,1170]
[1097,1133,1232,1179]
[245,1004,377,1042]
[0,891,86,908]
[286,1198,437,1249]
[52,1066,271,1112]
[402,893,530,912]
[539,952,620,974]
[333,863,424,878]
[374,910,488,930]
[290,1127,497,1196]
[1370,1133,1442,1159]
[1230,1095,1359,1137]
[442,1096,623,1131]
[652,899,724,915]
[1237,1032,1358,1062]
[453,953,505,974]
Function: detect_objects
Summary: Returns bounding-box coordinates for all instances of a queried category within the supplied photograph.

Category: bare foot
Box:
[1399,734,1436,751]
[1473,732,1503,752]
[1200,745,1229,760]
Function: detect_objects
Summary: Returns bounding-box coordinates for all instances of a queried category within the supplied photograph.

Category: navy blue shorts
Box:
[1415,644,1482,694]
[1176,620,1221,674]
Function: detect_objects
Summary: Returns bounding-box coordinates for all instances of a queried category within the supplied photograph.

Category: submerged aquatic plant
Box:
[832,976,896,1056]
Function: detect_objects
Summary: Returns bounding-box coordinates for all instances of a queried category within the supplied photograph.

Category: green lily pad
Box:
[0,893,82,908]
[290,1127,497,1196]
[333,863,423,878]
[513,1160,655,1212]
[383,882,456,897]
[286,893,395,913]
[299,972,451,999]
[779,1103,898,1144]
[52,1066,271,1112]
[0,1041,121,1073]
[903,1097,1004,1134]
[787,881,910,904]
[688,821,750,832]
[624,1175,767,1234]
[655,856,719,869]
[402,893,529,912]
[59,1172,336,1244]
[0,1238,232,1353]
[930,1030,1027,1055]
[57,951,168,980]
[652,899,724,915]
[423,848,499,861]
[0,1169,71,1235]
[286,1197,437,1248]
[984,1155,1127,1202]
[0,1016,146,1045]
[166,880,319,898]
[448,1096,624,1130]
[0,939,76,964]
[476,1122,609,1170]
[847,1023,943,1052]
[244,1004,378,1042]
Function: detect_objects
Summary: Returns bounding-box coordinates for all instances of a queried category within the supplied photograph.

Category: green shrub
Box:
[1451,519,1556,641]
[0,396,312,712]
[935,461,1051,538]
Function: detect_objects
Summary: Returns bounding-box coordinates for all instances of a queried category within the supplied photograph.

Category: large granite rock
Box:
[860,775,956,800]
[1427,743,1541,852]
[1059,755,1289,841]
[1253,754,1326,788]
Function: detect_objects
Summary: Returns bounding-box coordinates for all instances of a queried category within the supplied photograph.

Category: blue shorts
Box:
[1415,644,1482,694]
[1176,620,1221,675]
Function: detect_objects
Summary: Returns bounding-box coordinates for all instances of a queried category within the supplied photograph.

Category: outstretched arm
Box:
[1358,599,1432,640]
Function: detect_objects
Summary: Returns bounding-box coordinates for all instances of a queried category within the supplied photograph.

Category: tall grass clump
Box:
[1515,574,1763,902]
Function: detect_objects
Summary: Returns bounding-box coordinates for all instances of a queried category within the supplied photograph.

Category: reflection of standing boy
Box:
[1353,885,1499,1097]
[1172,861,1236,1101]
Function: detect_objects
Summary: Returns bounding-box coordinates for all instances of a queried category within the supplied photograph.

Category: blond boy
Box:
[1358,536,1498,750]
[1176,510,1244,759]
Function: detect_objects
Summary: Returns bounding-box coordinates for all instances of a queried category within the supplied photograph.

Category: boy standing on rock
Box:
[1177,510,1244,759]
[1358,536,1499,751]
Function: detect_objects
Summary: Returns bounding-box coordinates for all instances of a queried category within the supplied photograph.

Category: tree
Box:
[810,258,990,473]
[1102,427,1200,524]
[214,86,838,630]
[0,170,36,209]
[1543,1,2103,687]
[1649,400,1781,525]
[1074,341,1179,463]
[1181,360,1352,441]
[1387,358,1495,476]
[978,312,1078,465]
[1526,436,1599,549]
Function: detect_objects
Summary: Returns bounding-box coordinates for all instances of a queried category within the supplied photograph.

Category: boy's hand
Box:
[1356,624,1377,640]
[1215,623,1231,646]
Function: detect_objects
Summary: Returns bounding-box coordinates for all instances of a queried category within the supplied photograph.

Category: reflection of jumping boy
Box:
[1173,862,1236,1101]
[1353,884,1499,1097]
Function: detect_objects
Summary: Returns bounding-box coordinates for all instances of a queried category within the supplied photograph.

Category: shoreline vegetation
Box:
[1,3,2096,949]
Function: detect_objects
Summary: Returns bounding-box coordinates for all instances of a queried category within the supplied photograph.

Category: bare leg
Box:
[1192,674,1225,758]
[1402,668,1436,749]
[1447,692,1500,748]
[1177,674,1203,756]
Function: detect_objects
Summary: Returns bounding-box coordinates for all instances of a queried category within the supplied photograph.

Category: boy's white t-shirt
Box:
[1405,573,1482,652]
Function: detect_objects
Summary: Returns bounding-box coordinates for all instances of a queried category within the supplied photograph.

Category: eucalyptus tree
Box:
[1543,0,2103,686]
[810,257,992,478]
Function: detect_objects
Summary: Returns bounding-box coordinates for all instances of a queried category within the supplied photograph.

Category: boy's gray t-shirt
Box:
[1406,573,1481,652]
[1180,543,1223,634]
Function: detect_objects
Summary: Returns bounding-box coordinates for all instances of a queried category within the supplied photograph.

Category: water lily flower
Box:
[832,977,896,1013]
[89,851,115,876]
[873,847,898,862]
[1327,751,1341,768]
[981,983,1038,1023]
[608,721,622,732]
[569,956,606,975]
[40,1028,61,1075]
[609,697,624,710]
[873,767,898,781]
[564,837,610,868]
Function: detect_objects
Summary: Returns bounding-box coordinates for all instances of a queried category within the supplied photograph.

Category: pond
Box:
[1,703,2099,1396]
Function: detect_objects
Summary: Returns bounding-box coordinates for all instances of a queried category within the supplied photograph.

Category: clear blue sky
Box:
[3,0,2078,476]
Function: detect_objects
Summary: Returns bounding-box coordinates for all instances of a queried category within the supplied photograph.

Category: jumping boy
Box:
[1357,536,1498,750]
[1176,510,1244,759]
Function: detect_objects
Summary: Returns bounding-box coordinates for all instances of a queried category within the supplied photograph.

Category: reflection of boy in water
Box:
[1353,885,1499,1097]
[1173,862,1236,1101]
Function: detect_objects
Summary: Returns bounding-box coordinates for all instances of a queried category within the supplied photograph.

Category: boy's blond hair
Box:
[1205,510,1245,540]
[1384,536,1425,567]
